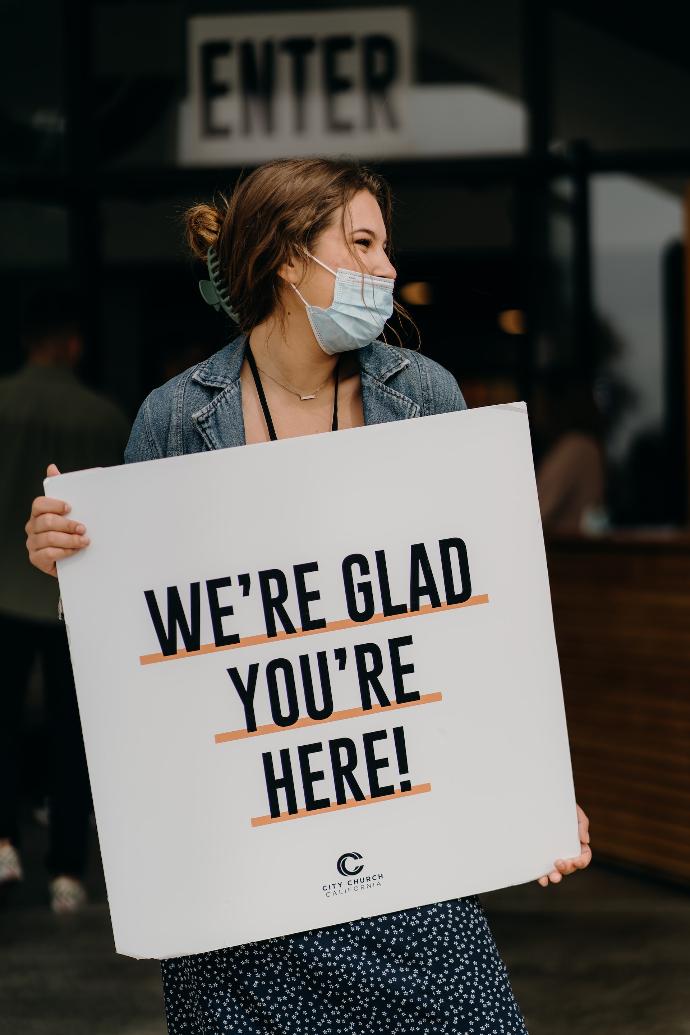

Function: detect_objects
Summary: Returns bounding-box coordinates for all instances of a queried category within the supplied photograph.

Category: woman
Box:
[26,157,592,1035]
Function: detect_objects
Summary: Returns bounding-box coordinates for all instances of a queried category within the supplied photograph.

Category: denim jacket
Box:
[123,331,467,463]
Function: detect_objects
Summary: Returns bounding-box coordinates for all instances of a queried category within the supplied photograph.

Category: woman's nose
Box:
[374,255,397,279]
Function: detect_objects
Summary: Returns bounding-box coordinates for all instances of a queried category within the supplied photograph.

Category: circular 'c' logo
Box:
[337,851,364,876]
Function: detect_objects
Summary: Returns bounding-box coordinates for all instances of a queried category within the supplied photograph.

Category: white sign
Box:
[51,403,580,960]
[178,8,413,163]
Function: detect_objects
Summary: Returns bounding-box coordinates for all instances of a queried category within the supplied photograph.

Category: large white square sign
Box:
[50,402,580,959]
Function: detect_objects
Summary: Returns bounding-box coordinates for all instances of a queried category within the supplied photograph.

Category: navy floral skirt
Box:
[160,895,529,1034]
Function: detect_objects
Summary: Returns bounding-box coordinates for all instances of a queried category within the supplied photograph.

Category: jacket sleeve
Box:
[436,372,468,414]
[419,353,468,415]
[123,392,165,464]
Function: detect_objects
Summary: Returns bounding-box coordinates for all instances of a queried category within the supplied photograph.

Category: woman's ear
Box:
[277,249,307,286]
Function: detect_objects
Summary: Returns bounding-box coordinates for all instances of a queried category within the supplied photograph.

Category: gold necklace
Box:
[255,362,334,401]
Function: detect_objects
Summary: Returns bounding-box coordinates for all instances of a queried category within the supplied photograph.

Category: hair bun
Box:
[183,196,227,261]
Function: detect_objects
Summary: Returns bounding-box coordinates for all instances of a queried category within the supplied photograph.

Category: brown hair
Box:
[181,156,419,347]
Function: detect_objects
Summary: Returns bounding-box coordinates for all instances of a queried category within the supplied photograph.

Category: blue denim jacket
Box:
[123,331,467,462]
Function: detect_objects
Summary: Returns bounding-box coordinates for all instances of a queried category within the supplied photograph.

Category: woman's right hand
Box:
[25,463,91,578]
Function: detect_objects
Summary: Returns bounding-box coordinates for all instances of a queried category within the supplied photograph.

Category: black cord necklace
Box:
[245,343,340,441]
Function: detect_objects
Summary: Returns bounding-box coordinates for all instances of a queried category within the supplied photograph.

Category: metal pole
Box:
[518,0,552,404]
[569,139,594,378]
[62,0,103,387]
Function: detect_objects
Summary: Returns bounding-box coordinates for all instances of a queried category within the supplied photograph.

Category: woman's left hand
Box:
[537,802,592,887]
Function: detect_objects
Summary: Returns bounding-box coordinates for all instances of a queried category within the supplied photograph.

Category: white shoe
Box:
[0,842,23,885]
[49,875,88,914]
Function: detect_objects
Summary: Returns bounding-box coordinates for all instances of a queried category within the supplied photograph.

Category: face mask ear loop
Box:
[290,282,309,306]
[308,252,337,278]
[291,250,337,307]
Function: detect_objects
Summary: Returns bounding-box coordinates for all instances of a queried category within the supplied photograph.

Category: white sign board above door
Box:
[178,7,414,163]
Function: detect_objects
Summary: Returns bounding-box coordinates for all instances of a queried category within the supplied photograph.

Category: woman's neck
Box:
[247,308,339,394]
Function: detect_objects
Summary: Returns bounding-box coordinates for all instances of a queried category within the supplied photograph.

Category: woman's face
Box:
[293,189,397,308]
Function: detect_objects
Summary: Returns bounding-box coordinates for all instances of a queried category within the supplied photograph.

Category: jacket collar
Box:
[189,331,419,452]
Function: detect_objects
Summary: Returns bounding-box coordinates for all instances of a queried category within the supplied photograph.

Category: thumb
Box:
[46,463,61,477]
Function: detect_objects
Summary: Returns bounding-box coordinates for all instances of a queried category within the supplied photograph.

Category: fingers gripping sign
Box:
[25,463,90,578]
[537,803,592,887]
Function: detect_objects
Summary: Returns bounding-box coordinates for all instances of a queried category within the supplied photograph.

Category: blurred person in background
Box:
[0,288,130,913]
[531,367,609,534]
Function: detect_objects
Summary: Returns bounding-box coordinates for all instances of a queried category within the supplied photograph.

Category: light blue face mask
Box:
[290,252,395,355]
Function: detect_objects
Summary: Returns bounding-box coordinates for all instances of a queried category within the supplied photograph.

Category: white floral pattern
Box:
[161,895,528,1033]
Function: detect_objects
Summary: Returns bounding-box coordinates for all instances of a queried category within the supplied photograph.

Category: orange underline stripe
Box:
[139,594,489,666]
[250,783,432,827]
[214,691,443,744]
